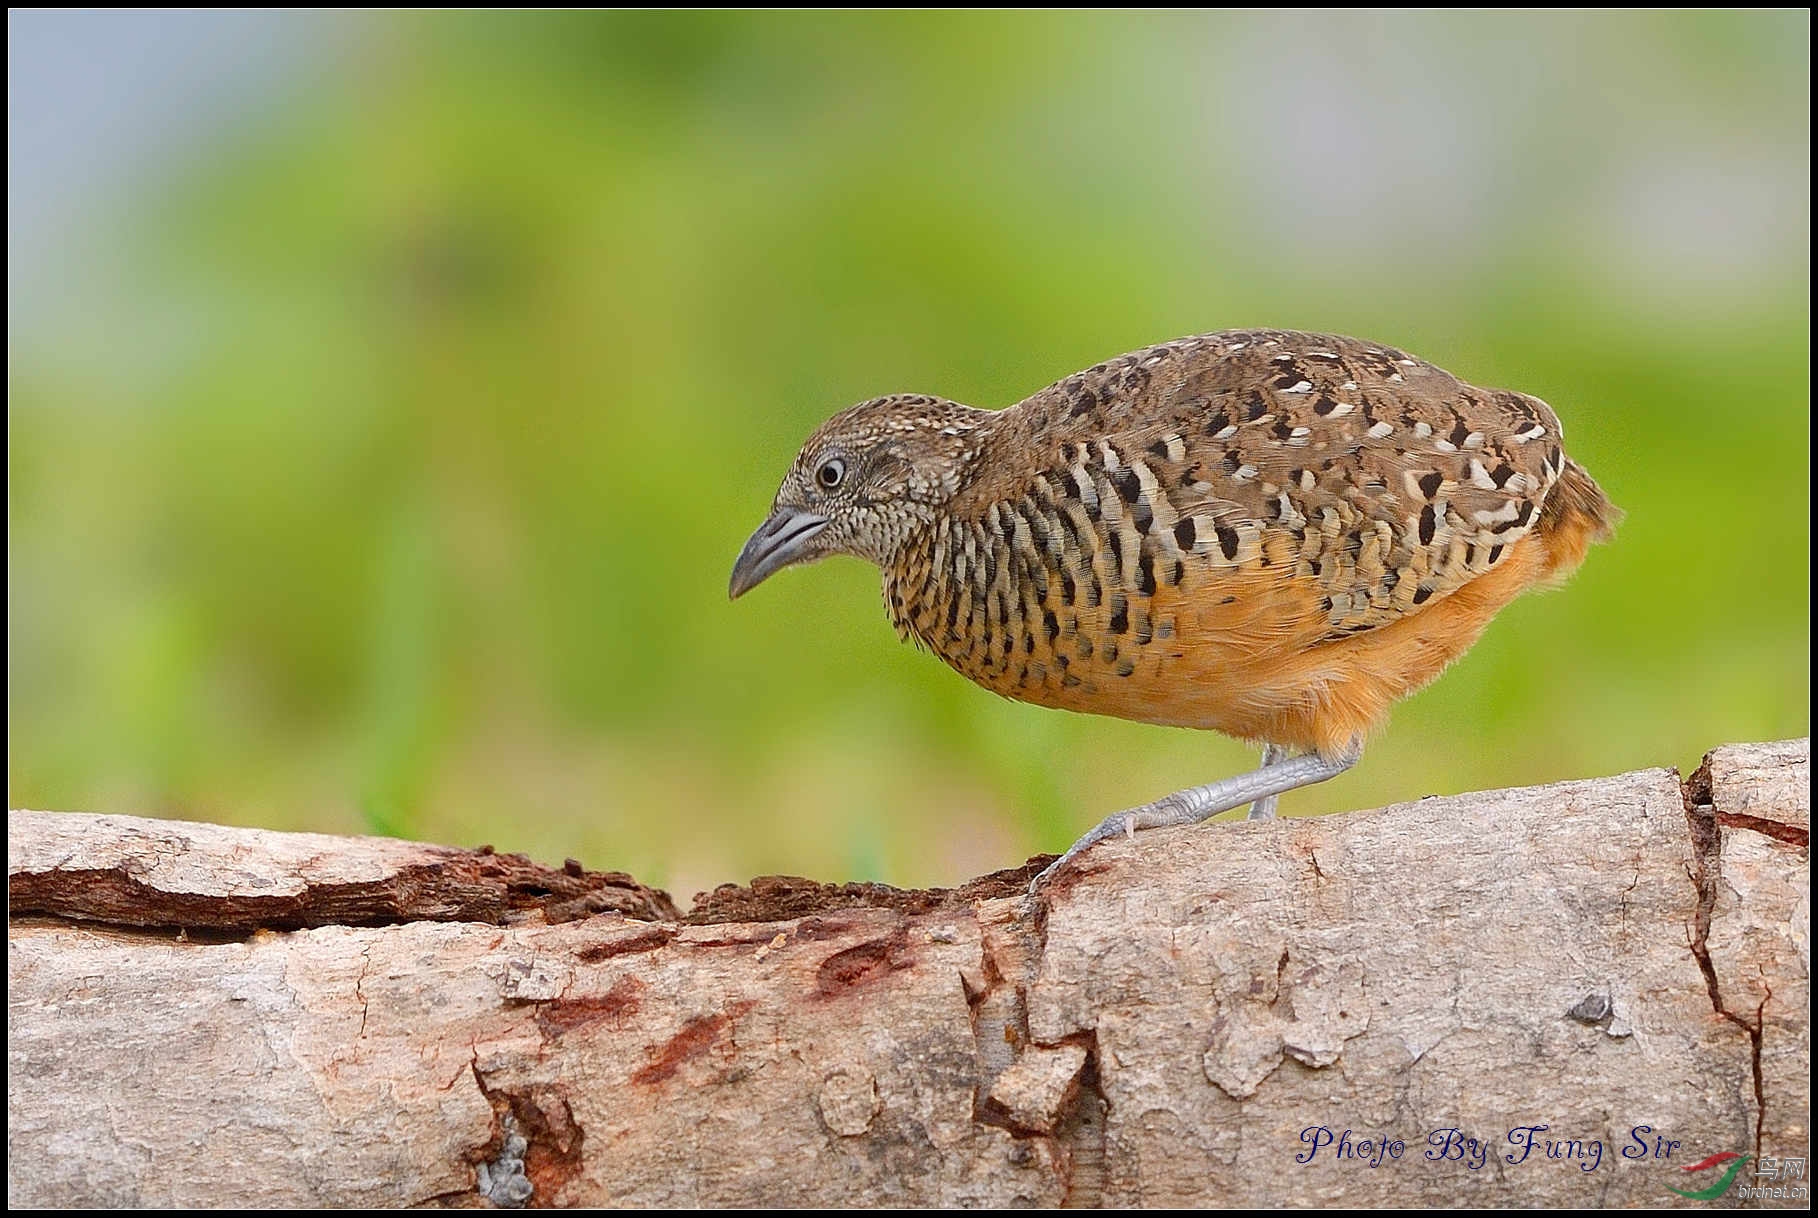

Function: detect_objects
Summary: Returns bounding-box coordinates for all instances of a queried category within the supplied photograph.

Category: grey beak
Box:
[728,507,829,599]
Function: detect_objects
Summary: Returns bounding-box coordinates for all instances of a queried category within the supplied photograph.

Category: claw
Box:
[1028,744,1362,896]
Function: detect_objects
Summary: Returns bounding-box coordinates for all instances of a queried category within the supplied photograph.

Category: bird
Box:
[728,330,1618,888]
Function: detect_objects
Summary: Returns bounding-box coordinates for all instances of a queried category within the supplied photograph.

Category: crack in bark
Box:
[354,944,374,1039]
[1053,1038,1108,1209]
[1714,810,1809,847]
[965,898,1108,1206]
[1679,769,1768,1162]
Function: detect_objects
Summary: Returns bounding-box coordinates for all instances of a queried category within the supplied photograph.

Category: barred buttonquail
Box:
[730,330,1618,887]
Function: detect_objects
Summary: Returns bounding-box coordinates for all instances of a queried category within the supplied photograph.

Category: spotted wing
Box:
[1001,329,1570,639]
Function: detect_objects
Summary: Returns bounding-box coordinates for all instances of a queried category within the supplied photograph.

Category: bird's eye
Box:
[815,458,846,490]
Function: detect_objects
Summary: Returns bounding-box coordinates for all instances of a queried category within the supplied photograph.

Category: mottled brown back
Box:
[882,330,1616,749]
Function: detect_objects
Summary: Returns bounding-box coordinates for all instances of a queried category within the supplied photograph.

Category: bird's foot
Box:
[1028,741,1361,894]
[1028,797,1199,891]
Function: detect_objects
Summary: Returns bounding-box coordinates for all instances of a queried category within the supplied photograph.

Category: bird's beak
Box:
[729,507,829,599]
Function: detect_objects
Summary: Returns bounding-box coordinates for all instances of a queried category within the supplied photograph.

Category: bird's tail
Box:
[1536,458,1621,582]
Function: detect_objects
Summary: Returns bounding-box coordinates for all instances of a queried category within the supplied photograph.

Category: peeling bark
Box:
[7,739,1809,1207]
[7,812,679,929]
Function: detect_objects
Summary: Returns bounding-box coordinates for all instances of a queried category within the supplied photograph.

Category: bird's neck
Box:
[874,403,1005,644]
[879,516,942,647]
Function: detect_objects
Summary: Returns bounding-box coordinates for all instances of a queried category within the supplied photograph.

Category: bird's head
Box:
[729,394,987,599]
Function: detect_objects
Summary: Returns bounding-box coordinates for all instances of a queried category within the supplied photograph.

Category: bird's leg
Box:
[1248,743,1287,819]
[1031,739,1362,891]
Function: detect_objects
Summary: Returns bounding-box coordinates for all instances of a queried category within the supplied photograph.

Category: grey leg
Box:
[1031,740,1362,892]
[1249,743,1287,819]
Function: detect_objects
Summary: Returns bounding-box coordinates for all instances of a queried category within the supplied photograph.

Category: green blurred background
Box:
[8,11,1810,901]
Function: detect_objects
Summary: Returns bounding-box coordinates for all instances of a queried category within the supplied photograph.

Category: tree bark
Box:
[7,739,1808,1207]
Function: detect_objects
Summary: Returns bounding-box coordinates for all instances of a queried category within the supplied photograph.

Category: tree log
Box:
[7,739,1809,1207]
